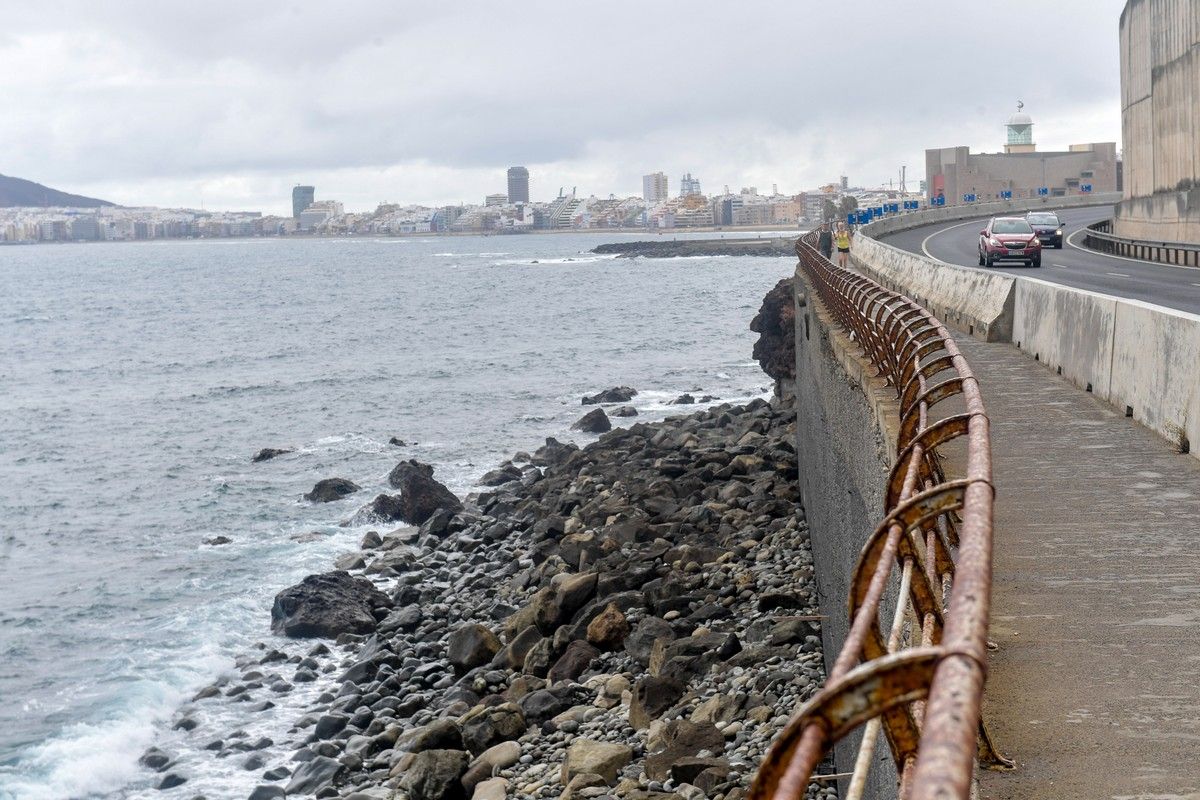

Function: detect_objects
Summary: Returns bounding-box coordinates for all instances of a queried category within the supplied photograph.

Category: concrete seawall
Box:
[790,264,900,798]
[850,193,1199,458]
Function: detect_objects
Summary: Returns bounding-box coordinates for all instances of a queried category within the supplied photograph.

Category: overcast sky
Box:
[0,0,1127,215]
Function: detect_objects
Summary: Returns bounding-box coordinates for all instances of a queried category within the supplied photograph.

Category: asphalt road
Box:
[878,205,1200,315]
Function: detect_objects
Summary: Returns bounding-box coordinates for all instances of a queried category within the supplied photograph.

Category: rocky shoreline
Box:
[591,239,797,259]
[138,288,826,800]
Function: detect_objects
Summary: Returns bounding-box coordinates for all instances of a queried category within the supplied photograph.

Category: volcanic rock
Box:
[402,750,470,800]
[750,276,796,381]
[270,571,391,638]
[581,386,637,405]
[385,460,463,524]
[447,624,502,673]
[303,478,361,503]
[251,447,292,462]
[571,408,611,434]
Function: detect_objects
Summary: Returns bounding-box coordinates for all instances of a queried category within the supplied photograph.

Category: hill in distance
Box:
[0,173,115,208]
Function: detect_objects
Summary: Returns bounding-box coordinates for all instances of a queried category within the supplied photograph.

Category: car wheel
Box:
[1031,256,1042,268]
[978,248,985,266]
[985,254,995,268]
[1055,242,1063,249]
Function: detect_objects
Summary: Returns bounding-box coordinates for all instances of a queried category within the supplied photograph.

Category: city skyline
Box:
[1,1,1125,215]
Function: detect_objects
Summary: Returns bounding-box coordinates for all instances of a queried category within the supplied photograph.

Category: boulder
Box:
[629,675,684,729]
[547,640,600,684]
[586,603,631,650]
[560,739,633,784]
[138,747,172,771]
[385,460,463,525]
[750,277,796,381]
[304,478,361,503]
[395,719,463,753]
[531,437,578,467]
[252,447,292,462]
[402,750,470,800]
[248,787,286,800]
[448,624,502,673]
[644,720,726,781]
[648,632,741,683]
[471,777,508,800]
[478,465,522,486]
[518,688,573,724]
[671,757,730,787]
[581,386,637,405]
[203,536,232,546]
[610,406,638,417]
[624,616,676,665]
[571,408,612,434]
[671,393,696,405]
[496,626,542,671]
[270,571,391,639]
[459,703,526,755]
[156,774,186,789]
[284,755,345,795]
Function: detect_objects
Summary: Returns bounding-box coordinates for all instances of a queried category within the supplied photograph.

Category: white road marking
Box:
[1106,271,1130,277]
[1052,263,1070,269]
[920,219,982,264]
[1066,226,1200,271]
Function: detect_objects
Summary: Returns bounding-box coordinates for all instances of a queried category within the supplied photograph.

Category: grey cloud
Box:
[0,0,1126,209]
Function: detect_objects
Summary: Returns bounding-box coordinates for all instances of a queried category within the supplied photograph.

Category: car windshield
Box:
[1027,214,1059,225]
[993,219,1033,234]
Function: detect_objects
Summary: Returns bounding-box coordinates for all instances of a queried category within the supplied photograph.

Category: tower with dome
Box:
[1004,102,1036,154]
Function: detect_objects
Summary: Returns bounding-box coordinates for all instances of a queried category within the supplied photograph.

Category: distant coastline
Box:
[1,224,808,247]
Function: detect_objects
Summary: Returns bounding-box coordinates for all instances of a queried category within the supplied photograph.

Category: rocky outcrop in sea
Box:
[141,289,829,800]
[591,239,797,259]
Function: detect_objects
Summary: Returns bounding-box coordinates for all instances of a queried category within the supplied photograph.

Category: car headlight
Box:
[1056,229,1063,235]
[990,238,1003,247]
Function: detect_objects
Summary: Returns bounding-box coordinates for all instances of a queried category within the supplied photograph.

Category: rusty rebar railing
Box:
[751,234,1010,800]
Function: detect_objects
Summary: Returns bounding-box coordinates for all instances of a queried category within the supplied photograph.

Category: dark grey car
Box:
[1026,212,1064,248]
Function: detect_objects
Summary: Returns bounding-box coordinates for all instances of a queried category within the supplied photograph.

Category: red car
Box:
[978,216,1042,268]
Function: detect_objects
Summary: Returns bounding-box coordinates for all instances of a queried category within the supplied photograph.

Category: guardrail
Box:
[752,233,1009,799]
[1081,219,1200,267]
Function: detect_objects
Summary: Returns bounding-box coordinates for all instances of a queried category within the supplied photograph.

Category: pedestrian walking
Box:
[817,222,833,260]
[835,222,852,268]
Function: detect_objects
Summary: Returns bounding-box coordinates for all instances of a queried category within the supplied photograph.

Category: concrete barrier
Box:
[1013,280,1200,454]
[852,192,1199,458]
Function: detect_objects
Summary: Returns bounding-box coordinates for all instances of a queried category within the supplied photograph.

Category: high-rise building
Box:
[507,166,530,203]
[839,175,849,190]
[680,173,702,197]
[485,193,508,207]
[292,185,315,218]
[642,172,669,203]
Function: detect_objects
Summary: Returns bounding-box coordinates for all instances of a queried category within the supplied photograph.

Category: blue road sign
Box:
[936,195,946,206]
[846,213,855,226]
[1000,190,1012,200]
[856,210,870,225]
[1037,187,1049,196]
[1081,184,1093,193]
[963,193,977,203]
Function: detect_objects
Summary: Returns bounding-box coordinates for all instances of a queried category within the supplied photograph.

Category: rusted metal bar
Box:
[752,234,1001,799]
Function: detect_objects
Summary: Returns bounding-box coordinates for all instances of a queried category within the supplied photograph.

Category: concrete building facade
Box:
[926,107,1117,206]
[1115,0,1200,242]
[507,166,529,203]
[680,173,702,197]
[292,185,315,219]
[642,172,669,203]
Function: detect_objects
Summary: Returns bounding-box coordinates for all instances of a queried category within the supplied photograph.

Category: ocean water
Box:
[0,230,796,799]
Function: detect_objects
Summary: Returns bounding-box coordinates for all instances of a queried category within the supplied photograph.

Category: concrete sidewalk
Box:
[953,335,1200,799]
